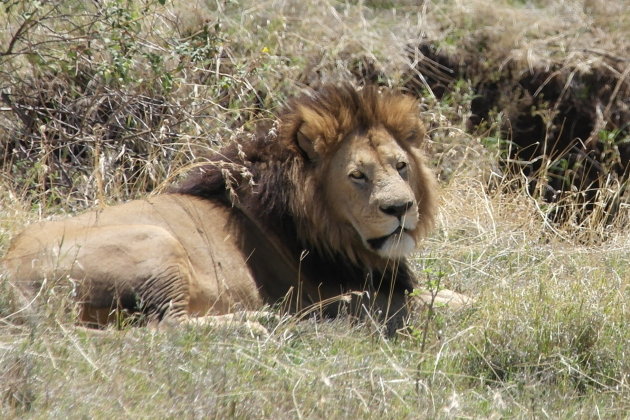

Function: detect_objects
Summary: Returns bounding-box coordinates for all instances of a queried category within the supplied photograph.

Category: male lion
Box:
[3,84,463,334]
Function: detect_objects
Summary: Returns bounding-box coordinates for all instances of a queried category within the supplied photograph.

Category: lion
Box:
[2,84,467,334]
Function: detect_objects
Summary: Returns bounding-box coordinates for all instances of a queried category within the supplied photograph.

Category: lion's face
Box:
[279,84,436,266]
[325,126,421,259]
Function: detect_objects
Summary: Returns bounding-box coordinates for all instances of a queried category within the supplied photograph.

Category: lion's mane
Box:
[176,84,437,300]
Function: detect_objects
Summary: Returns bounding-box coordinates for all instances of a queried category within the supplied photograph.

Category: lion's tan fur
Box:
[2,84,440,332]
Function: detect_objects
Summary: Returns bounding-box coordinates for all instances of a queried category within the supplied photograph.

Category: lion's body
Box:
[5,195,266,325]
[3,84,441,331]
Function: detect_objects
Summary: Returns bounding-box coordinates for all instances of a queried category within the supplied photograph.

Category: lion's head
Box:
[273,84,437,267]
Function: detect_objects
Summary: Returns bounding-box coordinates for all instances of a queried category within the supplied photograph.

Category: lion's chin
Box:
[372,232,416,259]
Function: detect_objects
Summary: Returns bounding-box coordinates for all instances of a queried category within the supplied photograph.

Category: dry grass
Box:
[1,0,629,418]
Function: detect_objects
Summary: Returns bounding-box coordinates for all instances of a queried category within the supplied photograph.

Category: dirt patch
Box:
[405,42,630,222]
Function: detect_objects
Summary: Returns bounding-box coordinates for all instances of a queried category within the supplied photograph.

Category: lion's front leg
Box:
[183,311,280,336]
[412,288,474,310]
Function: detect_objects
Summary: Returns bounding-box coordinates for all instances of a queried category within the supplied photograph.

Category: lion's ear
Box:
[404,123,426,149]
[296,128,320,161]
[405,130,423,147]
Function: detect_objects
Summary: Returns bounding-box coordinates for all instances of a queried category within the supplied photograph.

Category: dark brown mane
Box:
[175,84,434,294]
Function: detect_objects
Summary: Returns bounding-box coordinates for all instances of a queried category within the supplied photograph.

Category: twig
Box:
[1,15,38,57]
[419,270,442,353]
[577,49,630,63]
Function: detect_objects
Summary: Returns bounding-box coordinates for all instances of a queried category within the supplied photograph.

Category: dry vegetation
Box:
[1,0,628,418]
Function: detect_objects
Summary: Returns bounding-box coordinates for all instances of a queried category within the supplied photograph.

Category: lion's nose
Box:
[379,201,413,218]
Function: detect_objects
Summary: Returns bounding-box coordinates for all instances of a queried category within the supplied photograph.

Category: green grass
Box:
[1,0,629,418]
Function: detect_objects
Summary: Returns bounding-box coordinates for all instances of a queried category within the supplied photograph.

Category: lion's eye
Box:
[349,169,366,180]
[396,161,407,171]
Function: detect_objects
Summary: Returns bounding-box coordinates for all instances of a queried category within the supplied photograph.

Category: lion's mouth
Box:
[367,226,409,250]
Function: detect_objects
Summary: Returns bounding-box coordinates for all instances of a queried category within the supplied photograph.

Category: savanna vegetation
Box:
[1,0,628,417]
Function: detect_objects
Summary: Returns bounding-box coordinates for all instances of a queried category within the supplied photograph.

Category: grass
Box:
[1,229,628,418]
[1,0,629,418]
